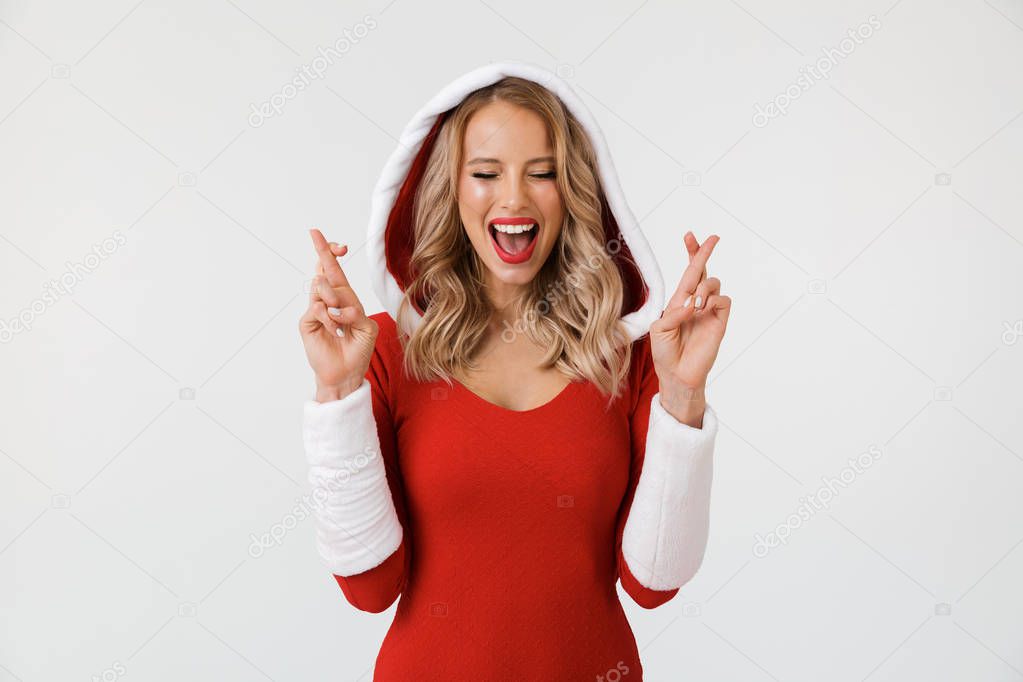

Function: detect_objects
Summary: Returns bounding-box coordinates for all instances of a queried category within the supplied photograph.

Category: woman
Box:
[299,61,730,680]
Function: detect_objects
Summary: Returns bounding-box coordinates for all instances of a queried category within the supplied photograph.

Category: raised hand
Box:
[299,229,379,402]
[648,231,731,425]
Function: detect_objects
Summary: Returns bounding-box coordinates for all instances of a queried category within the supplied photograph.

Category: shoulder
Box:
[628,332,654,379]
[369,310,400,344]
[367,310,405,374]
[624,332,656,412]
[367,309,404,357]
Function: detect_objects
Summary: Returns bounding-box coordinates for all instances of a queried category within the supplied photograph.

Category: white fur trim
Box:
[621,394,717,590]
[303,379,403,576]
[366,60,666,342]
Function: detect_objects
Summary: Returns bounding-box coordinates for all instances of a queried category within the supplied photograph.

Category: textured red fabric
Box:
[332,311,679,680]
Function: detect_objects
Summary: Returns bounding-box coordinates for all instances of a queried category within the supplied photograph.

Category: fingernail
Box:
[683,295,692,307]
[695,295,702,308]
[328,307,341,315]
[336,328,344,337]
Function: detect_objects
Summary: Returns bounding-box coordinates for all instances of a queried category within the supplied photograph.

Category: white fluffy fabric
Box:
[621,394,718,591]
[302,379,403,577]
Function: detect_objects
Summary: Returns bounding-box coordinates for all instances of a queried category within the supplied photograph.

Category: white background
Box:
[2,0,1022,680]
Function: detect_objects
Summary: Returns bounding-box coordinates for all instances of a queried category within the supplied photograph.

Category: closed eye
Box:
[471,172,557,179]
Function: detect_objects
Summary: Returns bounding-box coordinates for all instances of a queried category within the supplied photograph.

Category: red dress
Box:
[334,311,681,680]
[305,61,719,681]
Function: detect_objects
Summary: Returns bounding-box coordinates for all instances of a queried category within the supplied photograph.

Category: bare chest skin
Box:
[452,329,573,412]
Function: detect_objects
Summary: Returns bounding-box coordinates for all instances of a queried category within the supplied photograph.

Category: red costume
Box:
[303,61,718,680]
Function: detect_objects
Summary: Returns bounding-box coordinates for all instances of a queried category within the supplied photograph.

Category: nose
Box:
[499,173,528,211]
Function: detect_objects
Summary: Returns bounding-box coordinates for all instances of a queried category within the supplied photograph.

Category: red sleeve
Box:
[613,335,681,609]
[332,318,412,613]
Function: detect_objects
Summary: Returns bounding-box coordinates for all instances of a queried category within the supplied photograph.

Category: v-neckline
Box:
[452,375,581,415]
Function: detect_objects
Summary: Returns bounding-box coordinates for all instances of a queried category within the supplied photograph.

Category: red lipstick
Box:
[488,217,539,264]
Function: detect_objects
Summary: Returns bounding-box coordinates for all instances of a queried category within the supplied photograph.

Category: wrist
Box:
[657,383,707,428]
[315,377,363,403]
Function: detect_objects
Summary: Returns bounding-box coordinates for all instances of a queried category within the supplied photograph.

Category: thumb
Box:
[335,306,378,340]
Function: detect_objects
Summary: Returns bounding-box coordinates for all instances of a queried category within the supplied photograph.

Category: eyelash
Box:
[472,171,556,180]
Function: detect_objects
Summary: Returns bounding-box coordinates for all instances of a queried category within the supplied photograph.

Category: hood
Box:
[365,60,665,343]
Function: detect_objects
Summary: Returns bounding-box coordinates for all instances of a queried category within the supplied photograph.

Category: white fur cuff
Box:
[621,393,718,591]
[303,379,403,576]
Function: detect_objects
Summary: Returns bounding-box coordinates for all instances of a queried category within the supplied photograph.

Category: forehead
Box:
[462,100,552,158]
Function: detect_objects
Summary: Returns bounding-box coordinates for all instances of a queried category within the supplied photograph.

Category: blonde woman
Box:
[299,62,730,680]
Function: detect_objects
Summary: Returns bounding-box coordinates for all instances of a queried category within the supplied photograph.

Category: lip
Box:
[490,216,536,226]
[488,217,539,264]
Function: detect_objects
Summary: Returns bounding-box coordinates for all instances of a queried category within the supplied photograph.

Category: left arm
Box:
[615,339,718,608]
[616,230,731,608]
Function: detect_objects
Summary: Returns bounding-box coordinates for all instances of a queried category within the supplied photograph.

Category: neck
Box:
[482,277,527,326]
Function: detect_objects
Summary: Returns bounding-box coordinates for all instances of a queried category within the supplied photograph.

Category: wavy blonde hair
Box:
[396,76,638,402]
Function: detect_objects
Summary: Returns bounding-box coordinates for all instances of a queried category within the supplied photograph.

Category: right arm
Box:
[303,355,410,613]
[299,229,409,613]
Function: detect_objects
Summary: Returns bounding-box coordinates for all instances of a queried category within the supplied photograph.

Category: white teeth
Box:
[491,222,537,234]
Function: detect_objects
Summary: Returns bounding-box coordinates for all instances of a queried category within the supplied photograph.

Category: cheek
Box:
[534,185,564,222]
[458,180,494,219]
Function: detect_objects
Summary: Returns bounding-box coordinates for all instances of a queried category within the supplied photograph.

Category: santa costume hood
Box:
[365,60,666,342]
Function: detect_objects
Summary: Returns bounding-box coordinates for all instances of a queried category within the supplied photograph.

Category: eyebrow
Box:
[466,156,556,165]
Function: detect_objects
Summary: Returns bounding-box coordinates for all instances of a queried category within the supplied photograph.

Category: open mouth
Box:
[489,221,539,264]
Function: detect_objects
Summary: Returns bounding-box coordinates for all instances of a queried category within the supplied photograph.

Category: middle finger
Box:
[310,229,351,289]
[667,233,718,308]
[313,277,344,309]
[685,231,709,281]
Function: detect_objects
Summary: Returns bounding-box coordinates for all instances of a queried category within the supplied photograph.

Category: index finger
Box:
[667,233,719,309]
[309,228,351,289]
[684,231,709,282]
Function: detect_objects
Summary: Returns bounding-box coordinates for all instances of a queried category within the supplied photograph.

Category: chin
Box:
[487,265,542,286]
